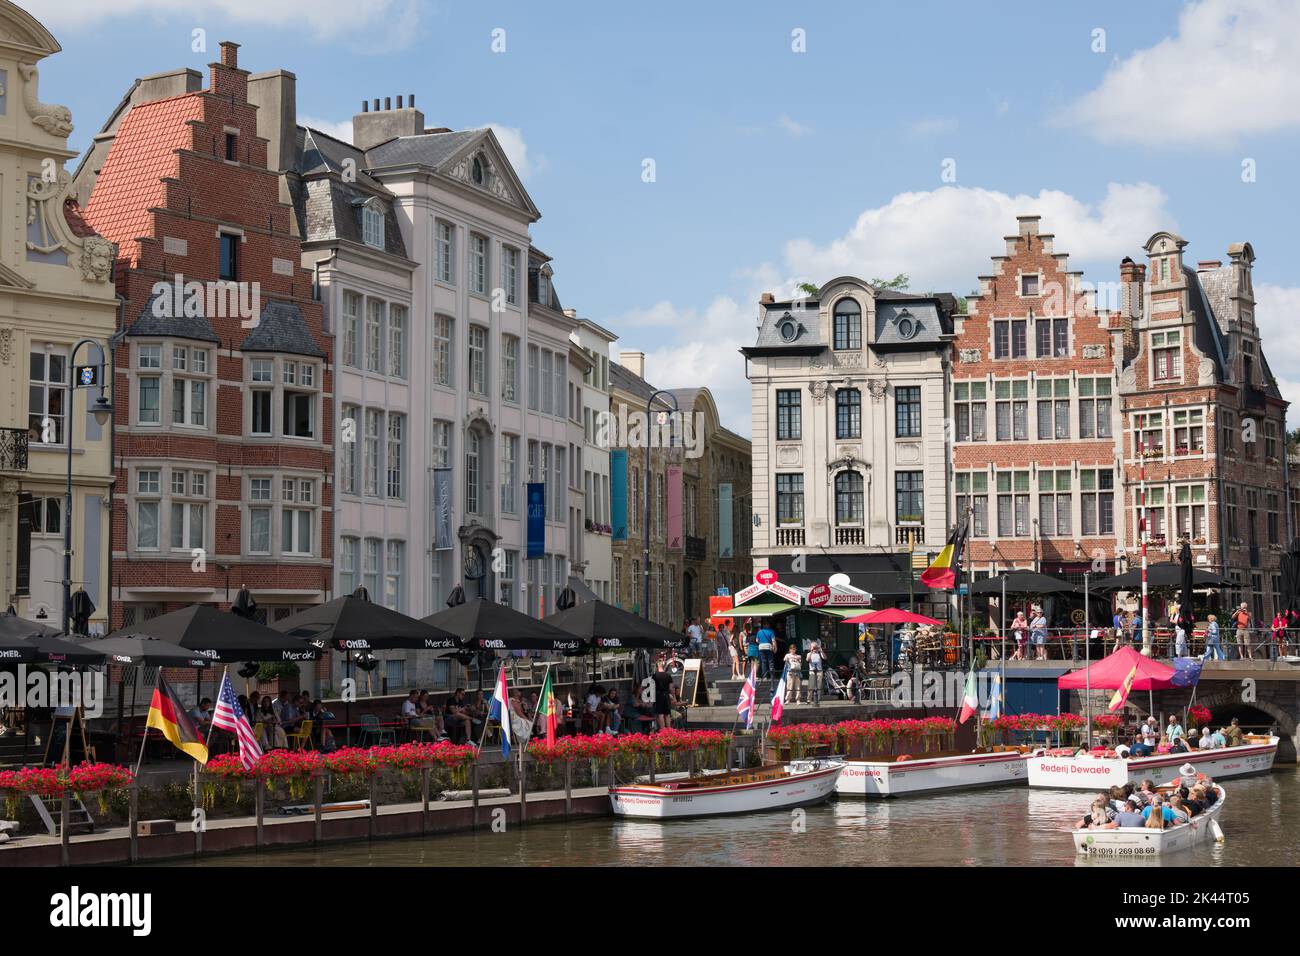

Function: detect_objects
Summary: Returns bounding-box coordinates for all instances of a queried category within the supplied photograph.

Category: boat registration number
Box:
[1081,844,1157,857]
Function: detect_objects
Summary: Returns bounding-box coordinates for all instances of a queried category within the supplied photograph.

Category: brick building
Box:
[1118,233,1290,620]
[79,42,333,628]
[953,215,1126,580]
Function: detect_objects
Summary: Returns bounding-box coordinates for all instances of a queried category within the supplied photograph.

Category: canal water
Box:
[187,765,1300,867]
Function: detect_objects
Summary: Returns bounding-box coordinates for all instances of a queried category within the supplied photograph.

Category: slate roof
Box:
[1189,266,1282,399]
[874,298,949,350]
[287,128,409,259]
[364,129,485,170]
[82,92,206,264]
[240,299,325,357]
[126,289,221,343]
[751,300,823,350]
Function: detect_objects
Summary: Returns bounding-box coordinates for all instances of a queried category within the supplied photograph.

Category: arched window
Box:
[835,471,864,525]
[833,298,861,350]
[836,388,861,439]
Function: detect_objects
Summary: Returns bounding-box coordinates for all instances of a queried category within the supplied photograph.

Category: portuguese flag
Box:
[537,667,558,747]
[921,514,969,590]
[146,674,209,764]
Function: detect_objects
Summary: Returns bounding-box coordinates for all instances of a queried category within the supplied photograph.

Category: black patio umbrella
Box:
[545,600,689,650]
[0,613,106,665]
[273,590,460,745]
[80,635,214,668]
[423,597,584,652]
[1280,539,1300,619]
[1091,562,1231,591]
[106,605,320,664]
[968,570,1080,595]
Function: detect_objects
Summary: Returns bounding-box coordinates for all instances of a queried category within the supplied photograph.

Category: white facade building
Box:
[573,318,617,602]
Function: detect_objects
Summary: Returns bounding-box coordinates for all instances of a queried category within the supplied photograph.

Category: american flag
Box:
[212,673,263,770]
[736,664,757,730]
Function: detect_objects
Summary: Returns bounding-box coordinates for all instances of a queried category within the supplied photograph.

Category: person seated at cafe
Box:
[307,698,337,751]
[189,697,213,734]
[400,690,421,720]
[621,687,652,731]
[257,697,289,749]
[443,688,472,743]
[276,690,304,734]
[600,687,621,734]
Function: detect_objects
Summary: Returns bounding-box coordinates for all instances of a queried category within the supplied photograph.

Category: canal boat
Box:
[833,748,1029,797]
[608,760,843,819]
[1072,785,1226,858]
[1028,735,1278,790]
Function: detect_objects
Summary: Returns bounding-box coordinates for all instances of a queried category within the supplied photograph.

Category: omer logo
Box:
[49,886,151,937]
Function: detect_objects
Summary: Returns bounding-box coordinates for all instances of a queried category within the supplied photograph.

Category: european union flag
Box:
[1170,657,1203,688]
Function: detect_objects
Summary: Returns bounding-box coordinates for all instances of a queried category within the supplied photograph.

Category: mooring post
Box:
[314,774,324,844]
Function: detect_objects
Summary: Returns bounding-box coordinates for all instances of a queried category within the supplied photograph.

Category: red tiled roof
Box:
[83,92,205,264]
[62,198,99,238]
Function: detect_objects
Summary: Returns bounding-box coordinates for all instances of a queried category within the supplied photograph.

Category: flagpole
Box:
[135,670,160,776]
[479,660,500,751]
[999,576,1007,697]
[1085,571,1092,749]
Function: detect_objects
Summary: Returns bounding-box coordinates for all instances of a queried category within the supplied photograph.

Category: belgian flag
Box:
[145,674,209,764]
[920,513,969,590]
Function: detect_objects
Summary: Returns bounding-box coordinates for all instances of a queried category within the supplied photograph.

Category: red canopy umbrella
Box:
[842,608,946,627]
[1057,645,1175,691]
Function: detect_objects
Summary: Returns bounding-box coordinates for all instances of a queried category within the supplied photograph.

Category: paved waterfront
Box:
[183,765,1300,867]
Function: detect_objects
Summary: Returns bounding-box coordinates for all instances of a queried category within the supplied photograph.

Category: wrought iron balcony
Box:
[0,427,28,472]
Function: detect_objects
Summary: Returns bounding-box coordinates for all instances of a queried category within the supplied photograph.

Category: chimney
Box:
[352,93,426,152]
[1017,214,1041,238]
[1119,256,1145,320]
[210,40,248,102]
[759,292,774,304]
[247,69,298,173]
[1197,260,1222,271]
[620,350,646,378]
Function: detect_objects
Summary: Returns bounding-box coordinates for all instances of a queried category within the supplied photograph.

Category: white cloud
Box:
[300,116,353,144]
[777,115,813,137]
[784,183,1172,293]
[483,123,542,180]
[1061,0,1300,146]
[24,0,422,50]
[618,183,1176,435]
[906,117,958,137]
[1255,283,1300,419]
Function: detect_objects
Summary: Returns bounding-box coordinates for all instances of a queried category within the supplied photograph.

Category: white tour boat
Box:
[834,749,1029,797]
[1072,785,1226,858]
[608,760,843,819]
[1028,736,1278,790]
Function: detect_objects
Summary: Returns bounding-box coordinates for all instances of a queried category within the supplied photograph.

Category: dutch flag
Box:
[488,664,511,757]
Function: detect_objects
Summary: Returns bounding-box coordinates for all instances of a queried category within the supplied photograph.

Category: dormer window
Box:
[361,202,385,250]
[895,308,919,340]
[472,155,486,186]
[778,312,799,342]
[832,298,861,350]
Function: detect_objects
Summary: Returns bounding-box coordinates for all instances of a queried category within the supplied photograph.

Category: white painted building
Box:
[742,278,956,604]
[573,318,617,602]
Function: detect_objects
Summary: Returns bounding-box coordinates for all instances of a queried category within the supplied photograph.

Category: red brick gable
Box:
[83,92,205,265]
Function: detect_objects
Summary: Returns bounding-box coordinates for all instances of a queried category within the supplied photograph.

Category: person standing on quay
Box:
[756,619,776,679]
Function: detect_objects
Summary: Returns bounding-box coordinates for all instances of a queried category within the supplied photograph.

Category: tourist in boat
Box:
[1010,611,1028,660]
[1168,734,1191,755]
[1166,714,1185,745]
[1076,795,1116,829]
[1135,779,1158,806]
[1030,606,1049,661]
[1211,726,1228,748]
[1142,796,1175,827]
[1224,718,1244,747]
[783,644,803,704]
[1196,727,1212,748]
[1108,799,1146,828]
[1143,802,1166,831]
[1204,614,1224,660]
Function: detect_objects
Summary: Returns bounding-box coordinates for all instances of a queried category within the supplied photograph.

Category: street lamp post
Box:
[642,389,679,621]
[62,339,113,636]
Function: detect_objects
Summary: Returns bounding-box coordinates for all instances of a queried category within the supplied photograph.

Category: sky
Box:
[25,0,1300,436]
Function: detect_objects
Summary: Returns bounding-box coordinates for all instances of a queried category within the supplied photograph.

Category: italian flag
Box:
[958,662,980,724]
[538,667,558,746]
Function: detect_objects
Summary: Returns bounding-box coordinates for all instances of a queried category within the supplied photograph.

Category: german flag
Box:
[920,514,969,590]
[145,675,209,764]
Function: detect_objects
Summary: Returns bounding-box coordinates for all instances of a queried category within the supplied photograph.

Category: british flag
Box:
[736,664,757,729]
[212,673,263,770]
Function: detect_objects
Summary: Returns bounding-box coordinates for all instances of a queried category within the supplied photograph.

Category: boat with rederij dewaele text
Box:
[608,759,843,818]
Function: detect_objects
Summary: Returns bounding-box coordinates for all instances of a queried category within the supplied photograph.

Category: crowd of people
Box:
[1101,715,1249,759]
[1075,774,1220,831]
[189,690,340,752]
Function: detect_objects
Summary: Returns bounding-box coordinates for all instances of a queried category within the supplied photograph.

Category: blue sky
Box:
[28,0,1300,433]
